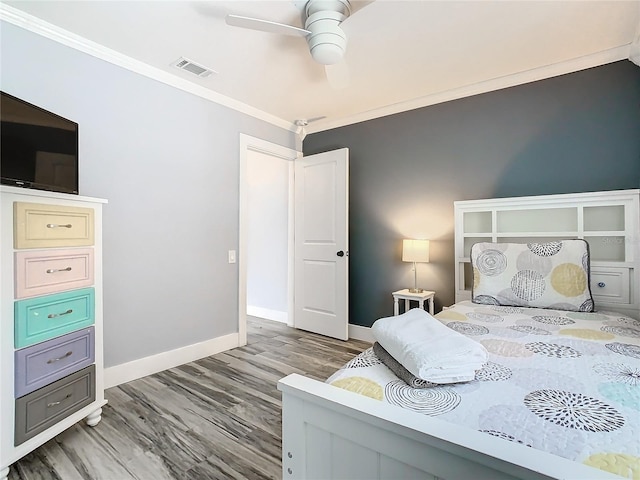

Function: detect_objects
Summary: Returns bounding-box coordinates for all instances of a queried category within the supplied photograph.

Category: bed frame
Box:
[278,374,622,479]
[278,189,639,480]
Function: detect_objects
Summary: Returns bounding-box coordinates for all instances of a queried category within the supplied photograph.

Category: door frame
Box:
[238,134,300,346]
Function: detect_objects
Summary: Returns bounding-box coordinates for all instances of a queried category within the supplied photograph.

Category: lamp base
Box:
[408,288,424,293]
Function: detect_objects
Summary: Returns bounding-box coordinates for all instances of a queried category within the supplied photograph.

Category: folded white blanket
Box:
[371,308,488,384]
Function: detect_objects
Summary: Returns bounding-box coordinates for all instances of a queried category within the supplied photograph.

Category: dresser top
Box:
[1,185,108,204]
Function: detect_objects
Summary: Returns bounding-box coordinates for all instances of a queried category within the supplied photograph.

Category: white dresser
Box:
[0,186,107,480]
[454,189,640,319]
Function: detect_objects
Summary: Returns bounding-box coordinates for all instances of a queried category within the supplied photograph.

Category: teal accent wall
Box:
[303,61,640,327]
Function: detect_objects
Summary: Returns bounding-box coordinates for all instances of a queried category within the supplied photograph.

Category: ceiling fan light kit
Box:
[306,10,348,65]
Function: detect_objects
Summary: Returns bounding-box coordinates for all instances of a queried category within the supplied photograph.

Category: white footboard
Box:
[278,374,621,480]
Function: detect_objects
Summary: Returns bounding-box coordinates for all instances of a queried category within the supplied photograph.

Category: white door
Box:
[294,148,349,340]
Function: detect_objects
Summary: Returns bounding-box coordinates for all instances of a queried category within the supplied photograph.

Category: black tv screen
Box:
[1,92,78,194]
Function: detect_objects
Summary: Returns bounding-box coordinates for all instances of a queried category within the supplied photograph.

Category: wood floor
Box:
[8,318,370,480]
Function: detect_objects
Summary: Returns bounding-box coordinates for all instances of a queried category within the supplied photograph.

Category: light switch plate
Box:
[228,250,236,264]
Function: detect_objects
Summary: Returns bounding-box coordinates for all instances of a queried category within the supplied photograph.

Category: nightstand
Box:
[392,289,435,316]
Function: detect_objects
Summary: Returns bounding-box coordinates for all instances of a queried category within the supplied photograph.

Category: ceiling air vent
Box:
[172,57,216,78]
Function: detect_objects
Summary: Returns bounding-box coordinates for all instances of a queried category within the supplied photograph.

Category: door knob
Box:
[337,251,344,257]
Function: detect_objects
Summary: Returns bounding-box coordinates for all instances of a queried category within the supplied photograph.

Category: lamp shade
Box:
[402,239,430,263]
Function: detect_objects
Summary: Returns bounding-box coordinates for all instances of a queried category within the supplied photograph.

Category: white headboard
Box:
[454,189,640,319]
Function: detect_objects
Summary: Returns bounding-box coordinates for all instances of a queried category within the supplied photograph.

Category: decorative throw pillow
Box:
[471,240,594,312]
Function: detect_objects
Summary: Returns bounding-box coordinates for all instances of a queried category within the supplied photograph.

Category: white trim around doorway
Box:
[238,134,301,346]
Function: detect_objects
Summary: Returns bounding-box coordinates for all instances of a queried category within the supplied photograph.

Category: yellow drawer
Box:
[14,202,94,249]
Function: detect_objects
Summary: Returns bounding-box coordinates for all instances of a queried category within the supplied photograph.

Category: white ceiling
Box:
[2,1,639,133]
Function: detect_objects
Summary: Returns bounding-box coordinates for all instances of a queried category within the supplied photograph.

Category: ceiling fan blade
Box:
[339,0,382,34]
[225,14,311,37]
[325,62,350,89]
[349,1,376,15]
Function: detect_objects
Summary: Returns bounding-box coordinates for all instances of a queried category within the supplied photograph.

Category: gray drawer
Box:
[15,327,95,398]
[15,365,95,446]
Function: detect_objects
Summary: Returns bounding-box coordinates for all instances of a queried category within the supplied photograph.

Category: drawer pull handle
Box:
[47,393,72,408]
[48,309,73,319]
[46,267,72,274]
[47,351,73,364]
[46,223,72,229]
[598,282,606,288]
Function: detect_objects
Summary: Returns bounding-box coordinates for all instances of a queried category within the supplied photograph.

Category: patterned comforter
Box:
[327,301,640,478]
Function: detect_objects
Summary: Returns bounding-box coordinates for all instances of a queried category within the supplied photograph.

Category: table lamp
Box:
[402,239,430,293]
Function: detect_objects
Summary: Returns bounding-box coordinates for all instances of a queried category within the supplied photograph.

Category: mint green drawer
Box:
[15,288,95,348]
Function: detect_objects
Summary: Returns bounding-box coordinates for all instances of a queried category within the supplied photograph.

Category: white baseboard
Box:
[247,305,288,324]
[348,324,374,343]
[104,332,239,388]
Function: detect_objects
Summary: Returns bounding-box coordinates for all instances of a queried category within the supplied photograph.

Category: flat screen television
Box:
[1,91,78,194]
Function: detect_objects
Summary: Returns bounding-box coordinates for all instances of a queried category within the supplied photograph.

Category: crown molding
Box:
[1,3,632,138]
[306,44,632,134]
[0,3,297,133]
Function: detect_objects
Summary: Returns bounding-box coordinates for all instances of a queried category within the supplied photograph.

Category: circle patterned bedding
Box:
[327,301,640,479]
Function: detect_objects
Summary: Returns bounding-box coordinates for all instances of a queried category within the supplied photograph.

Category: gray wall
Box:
[304,61,640,327]
[1,21,296,367]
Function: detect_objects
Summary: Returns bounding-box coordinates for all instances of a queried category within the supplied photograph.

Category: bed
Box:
[278,189,640,480]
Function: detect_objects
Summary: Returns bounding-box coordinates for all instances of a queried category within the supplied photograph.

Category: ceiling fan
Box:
[225,0,372,88]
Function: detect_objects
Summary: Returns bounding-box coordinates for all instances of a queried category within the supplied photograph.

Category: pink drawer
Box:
[15,248,94,299]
